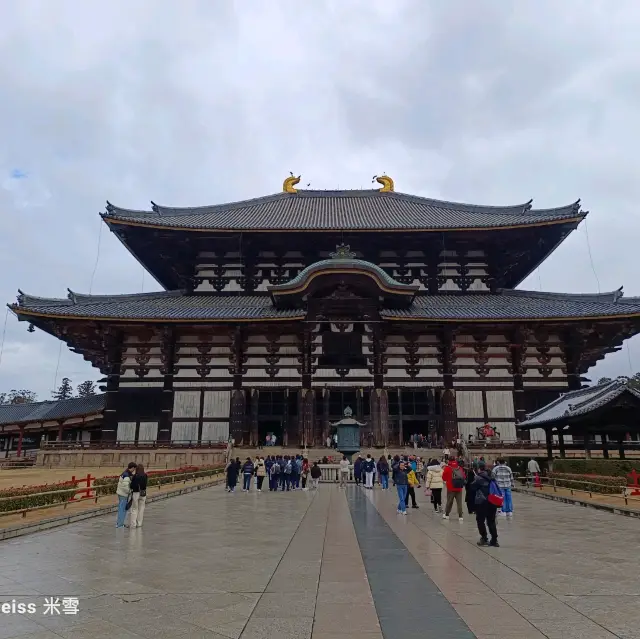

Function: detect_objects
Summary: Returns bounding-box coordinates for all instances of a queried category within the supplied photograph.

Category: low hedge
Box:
[547,472,627,494]
[552,459,640,477]
[0,480,79,513]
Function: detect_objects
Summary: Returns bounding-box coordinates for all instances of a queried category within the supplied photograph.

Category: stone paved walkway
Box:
[0,484,638,639]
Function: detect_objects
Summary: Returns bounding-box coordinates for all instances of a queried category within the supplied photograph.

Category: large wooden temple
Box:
[10,175,640,447]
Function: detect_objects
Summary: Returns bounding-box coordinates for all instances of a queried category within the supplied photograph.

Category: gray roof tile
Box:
[103,191,584,231]
[520,380,640,427]
[10,288,640,322]
[0,395,105,427]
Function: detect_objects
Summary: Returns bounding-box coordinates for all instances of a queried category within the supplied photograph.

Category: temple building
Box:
[9,175,640,447]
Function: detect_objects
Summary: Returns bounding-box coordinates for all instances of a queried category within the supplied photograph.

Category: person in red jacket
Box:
[442,458,466,521]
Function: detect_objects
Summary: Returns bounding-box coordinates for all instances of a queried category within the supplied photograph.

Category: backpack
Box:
[488,480,504,507]
[284,462,292,475]
[271,462,280,475]
[452,466,465,489]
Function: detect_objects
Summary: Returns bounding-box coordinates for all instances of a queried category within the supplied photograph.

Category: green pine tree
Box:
[52,377,74,401]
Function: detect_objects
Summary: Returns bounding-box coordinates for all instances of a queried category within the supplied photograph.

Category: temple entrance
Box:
[258,418,283,447]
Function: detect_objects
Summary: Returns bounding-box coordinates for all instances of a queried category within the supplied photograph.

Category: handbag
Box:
[424,487,432,497]
[139,489,147,498]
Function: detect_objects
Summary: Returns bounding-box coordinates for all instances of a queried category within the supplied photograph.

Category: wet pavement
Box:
[0,484,638,638]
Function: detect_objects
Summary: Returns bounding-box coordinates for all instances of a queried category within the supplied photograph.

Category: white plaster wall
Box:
[139,422,158,441]
[117,422,136,441]
[173,391,200,418]
[203,391,231,418]
[172,422,198,442]
[201,423,229,442]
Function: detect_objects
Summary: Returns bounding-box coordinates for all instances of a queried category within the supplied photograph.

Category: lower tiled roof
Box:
[0,394,105,427]
[8,288,640,322]
[519,380,640,427]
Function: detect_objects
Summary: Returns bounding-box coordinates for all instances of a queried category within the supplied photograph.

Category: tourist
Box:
[492,458,514,517]
[226,460,238,493]
[353,456,363,486]
[339,455,350,488]
[310,461,322,489]
[465,462,478,515]
[377,455,389,490]
[301,457,310,490]
[470,461,499,547]
[443,445,450,461]
[116,462,137,528]
[527,457,541,486]
[269,457,281,491]
[442,458,465,521]
[241,457,254,492]
[425,458,444,513]
[395,462,409,515]
[326,435,332,448]
[234,457,242,483]
[282,456,293,491]
[129,463,147,528]
[406,464,419,508]
[290,456,300,490]
[391,455,400,486]
[333,433,338,448]
[255,457,266,492]
[271,434,277,447]
[364,454,375,489]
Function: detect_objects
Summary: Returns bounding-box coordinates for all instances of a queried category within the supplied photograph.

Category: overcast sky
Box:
[1,0,638,401]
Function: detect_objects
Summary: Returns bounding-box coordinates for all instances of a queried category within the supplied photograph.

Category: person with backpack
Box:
[310,461,322,489]
[442,458,466,521]
[269,457,281,491]
[283,456,294,491]
[241,458,255,492]
[491,458,514,518]
[377,456,389,490]
[255,457,267,491]
[469,460,500,547]
[425,458,444,513]
[363,454,376,489]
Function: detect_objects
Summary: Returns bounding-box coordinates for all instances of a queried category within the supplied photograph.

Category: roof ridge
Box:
[67,289,186,304]
[502,288,625,303]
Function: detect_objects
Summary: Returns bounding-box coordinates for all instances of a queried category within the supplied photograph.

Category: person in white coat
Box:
[425,459,444,513]
[116,462,137,528]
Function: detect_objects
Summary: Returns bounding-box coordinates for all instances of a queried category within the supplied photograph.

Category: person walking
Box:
[353,456,363,486]
[442,458,465,521]
[425,458,444,513]
[129,463,147,528]
[255,457,266,492]
[492,458,514,517]
[406,465,419,508]
[465,462,478,515]
[241,457,254,492]
[301,457,310,490]
[470,461,499,547]
[339,455,350,488]
[395,462,409,515]
[116,462,137,528]
[269,457,281,491]
[310,461,322,489]
[377,456,389,490]
[364,454,375,489]
[226,459,238,493]
[282,456,293,491]
[391,455,401,486]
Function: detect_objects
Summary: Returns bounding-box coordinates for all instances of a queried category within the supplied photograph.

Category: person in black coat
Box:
[353,457,363,486]
[469,461,499,547]
[226,461,238,492]
[465,463,478,515]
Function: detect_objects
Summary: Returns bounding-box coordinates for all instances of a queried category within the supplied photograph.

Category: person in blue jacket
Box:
[241,458,254,492]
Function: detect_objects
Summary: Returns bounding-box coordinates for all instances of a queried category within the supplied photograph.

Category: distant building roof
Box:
[519,379,640,428]
[0,394,105,427]
[9,288,640,323]
[102,191,584,232]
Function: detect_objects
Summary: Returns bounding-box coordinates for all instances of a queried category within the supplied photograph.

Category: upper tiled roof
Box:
[519,380,640,427]
[0,394,105,427]
[9,288,640,322]
[102,191,584,231]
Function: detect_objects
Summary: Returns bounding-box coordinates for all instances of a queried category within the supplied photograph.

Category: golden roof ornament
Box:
[283,173,301,193]
[373,174,394,192]
[330,243,357,259]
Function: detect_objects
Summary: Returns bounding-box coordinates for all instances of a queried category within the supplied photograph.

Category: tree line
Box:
[0,378,98,405]
[597,372,640,390]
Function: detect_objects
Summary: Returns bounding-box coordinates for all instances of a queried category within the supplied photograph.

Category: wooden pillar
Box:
[558,429,566,458]
[439,329,458,444]
[102,330,123,443]
[298,328,314,447]
[509,331,527,425]
[601,433,609,459]
[322,389,330,444]
[618,437,626,459]
[158,327,176,443]
[372,327,387,447]
[564,332,583,391]
[398,388,404,446]
[229,328,247,445]
[544,427,553,460]
[16,426,25,457]
[250,390,259,446]
[57,421,64,442]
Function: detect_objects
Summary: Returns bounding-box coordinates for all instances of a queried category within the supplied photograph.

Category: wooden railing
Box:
[40,440,227,450]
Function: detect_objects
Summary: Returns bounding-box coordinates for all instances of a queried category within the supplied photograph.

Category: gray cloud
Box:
[1,0,638,399]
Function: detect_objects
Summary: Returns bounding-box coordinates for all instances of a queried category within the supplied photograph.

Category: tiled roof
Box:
[102,192,584,231]
[519,380,640,428]
[9,288,640,322]
[0,394,105,427]
[381,288,640,320]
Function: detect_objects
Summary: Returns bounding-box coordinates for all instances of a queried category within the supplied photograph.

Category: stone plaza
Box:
[0,485,638,639]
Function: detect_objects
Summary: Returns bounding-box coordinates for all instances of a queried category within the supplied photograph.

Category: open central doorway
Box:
[258,418,283,447]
